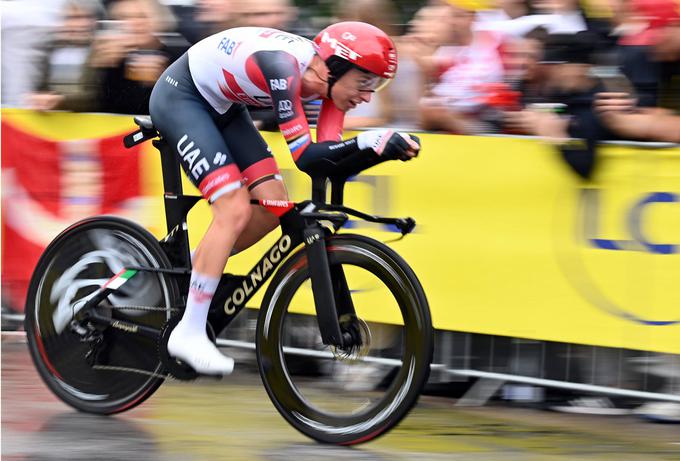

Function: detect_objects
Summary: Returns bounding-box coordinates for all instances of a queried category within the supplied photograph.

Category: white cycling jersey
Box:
[188,27,317,114]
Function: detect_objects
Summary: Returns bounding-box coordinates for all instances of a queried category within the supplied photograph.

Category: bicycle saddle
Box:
[134,116,155,131]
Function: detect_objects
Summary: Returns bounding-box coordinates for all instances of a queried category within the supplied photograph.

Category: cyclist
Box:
[149,22,421,375]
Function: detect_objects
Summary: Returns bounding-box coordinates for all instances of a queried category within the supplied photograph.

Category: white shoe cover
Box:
[167,327,234,376]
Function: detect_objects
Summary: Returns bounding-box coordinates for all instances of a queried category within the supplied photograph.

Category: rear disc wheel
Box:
[25,217,179,414]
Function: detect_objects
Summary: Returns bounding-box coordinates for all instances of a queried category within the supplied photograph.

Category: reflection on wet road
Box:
[3,341,680,460]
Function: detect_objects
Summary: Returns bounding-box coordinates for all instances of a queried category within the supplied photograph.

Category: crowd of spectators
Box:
[2,0,680,149]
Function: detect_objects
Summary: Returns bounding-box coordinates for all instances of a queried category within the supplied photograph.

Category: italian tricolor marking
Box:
[103,269,138,290]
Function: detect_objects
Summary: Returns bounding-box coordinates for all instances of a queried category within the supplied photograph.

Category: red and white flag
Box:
[1,121,145,312]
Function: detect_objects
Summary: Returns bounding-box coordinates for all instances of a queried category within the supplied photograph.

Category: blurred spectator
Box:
[653,20,680,63]
[476,0,530,25]
[419,1,506,134]
[387,4,459,129]
[606,0,680,108]
[400,3,460,85]
[477,0,611,39]
[531,0,587,29]
[1,0,64,107]
[535,0,614,39]
[232,0,296,30]
[369,3,460,130]
[335,0,401,129]
[26,0,103,112]
[503,26,549,105]
[594,92,680,142]
[623,0,680,112]
[172,0,234,44]
[505,32,615,178]
[231,0,298,130]
[592,0,680,142]
[93,0,177,114]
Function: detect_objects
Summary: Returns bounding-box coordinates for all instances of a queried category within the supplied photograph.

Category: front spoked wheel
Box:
[24,217,180,414]
[257,234,433,445]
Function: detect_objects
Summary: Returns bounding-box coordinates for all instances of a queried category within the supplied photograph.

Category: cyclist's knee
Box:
[250,178,288,201]
[211,187,252,232]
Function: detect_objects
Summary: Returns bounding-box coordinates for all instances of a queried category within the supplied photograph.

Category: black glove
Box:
[357,130,421,161]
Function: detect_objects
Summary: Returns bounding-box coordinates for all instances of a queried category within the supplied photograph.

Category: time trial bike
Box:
[24,115,433,445]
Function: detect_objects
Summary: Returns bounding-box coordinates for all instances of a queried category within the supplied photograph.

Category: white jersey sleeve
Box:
[187,27,317,114]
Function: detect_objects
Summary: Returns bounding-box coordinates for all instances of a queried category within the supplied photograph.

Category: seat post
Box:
[154,137,197,269]
[154,138,183,195]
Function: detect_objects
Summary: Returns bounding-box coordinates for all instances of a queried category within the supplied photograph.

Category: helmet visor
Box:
[356,73,392,93]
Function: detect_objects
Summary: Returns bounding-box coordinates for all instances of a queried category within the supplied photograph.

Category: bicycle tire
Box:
[25,216,180,414]
[256,234,433,445]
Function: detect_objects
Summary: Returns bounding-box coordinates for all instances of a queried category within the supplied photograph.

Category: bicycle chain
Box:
[92,364,171,379]
[99,304,183,313]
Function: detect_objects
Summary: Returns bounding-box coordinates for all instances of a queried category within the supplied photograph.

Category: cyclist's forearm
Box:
[294,138,366,175]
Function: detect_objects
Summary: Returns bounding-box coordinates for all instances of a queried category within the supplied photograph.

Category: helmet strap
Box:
[326,75,337,99]
[307,63,335,99]
[324,56,354,100]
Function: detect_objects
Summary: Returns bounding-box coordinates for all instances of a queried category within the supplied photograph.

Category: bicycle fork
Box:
[303,224,357,348]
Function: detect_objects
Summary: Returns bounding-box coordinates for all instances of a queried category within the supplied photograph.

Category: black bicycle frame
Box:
[86,126,417,348]
[86,137,352,348]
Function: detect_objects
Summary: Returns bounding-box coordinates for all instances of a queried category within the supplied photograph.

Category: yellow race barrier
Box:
[3,109,679,354]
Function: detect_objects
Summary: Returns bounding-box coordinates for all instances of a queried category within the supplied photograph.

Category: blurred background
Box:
[2,0,680,453]
[2,0,680,140]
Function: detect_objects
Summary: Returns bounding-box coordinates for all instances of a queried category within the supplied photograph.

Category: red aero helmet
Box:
[314,21,398,90]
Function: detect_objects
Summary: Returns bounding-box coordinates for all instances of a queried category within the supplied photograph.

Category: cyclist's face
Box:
[331,68,378,112]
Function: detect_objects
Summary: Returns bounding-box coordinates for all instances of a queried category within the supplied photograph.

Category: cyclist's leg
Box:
[218,105,289,252]
[149,55,249,375]
[235,180,288,252]
[166,190,250,376]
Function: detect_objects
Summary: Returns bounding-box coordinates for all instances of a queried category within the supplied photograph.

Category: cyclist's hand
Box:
[357,130,421,161]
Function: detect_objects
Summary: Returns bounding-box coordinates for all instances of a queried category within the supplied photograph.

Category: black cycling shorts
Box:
[149,53,281,202]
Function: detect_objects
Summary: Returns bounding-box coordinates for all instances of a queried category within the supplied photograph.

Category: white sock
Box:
[168,272,234,375]
[178,272,220,334]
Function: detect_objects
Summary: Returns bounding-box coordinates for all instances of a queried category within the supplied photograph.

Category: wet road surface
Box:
[3,340,680,460]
